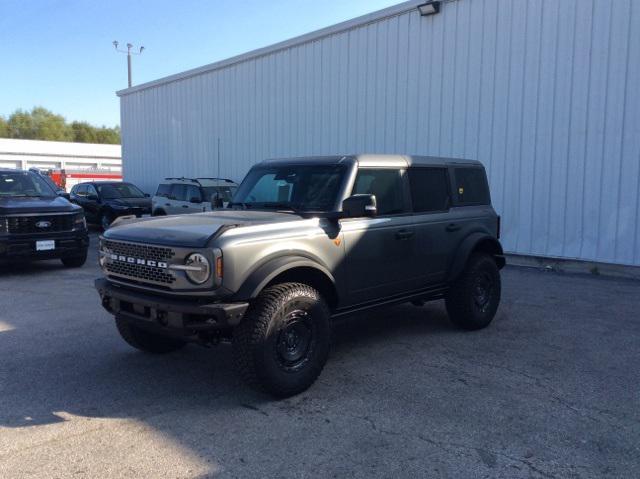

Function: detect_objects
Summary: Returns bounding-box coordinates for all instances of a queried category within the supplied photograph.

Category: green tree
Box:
[0,117,8,138]
[94,125,120,144]
[0,107,120,144]
[70,121,98,143]
[7,107,72,141]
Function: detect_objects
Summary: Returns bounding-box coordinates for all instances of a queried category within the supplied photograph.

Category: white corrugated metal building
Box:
[0,139,121,172]
[117,0,640,267]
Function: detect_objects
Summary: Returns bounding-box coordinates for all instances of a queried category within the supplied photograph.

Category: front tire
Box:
[445,253,501,330]
[115,316,186,354]
[232,283,331,398]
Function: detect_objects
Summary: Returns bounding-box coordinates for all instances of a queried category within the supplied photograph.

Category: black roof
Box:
[258,154,482,168]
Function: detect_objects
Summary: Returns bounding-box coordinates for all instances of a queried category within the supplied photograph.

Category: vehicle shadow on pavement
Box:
[0,301,454,429]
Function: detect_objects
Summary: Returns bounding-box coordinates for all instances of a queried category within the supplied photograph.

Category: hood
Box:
[0,195,80,215]
[103,209,303,247]
[108,197,151,208]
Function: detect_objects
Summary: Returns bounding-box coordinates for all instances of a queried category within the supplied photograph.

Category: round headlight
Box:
[185,253,210,284]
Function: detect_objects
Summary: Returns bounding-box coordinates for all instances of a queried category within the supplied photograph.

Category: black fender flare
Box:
[233,255,337,301]
[447,233,505,282]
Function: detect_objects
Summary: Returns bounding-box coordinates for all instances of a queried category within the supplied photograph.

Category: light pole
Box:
[113,41,144,88]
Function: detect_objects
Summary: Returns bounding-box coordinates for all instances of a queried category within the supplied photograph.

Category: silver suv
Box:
[96,155,504,397]
[151,177,238,216]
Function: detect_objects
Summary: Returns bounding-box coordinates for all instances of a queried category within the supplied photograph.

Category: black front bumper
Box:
[0,231,89,261]
[95,278,249,336]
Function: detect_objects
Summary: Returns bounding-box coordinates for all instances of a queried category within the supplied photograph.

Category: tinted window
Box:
[86,184,98,197]
[170,184,188,201]
[201,185,237,202]
[0,171,57,197]
[185,185,201,201]
[75,184,87,195]
[233,164,346,212]
[97,183,145,199]
[156,183,172,198]
[408,168,450,213]
[352,169,406,215]
[454,167,490,205]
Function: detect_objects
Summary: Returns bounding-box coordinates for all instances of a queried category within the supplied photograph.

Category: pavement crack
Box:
[416,435,558,479]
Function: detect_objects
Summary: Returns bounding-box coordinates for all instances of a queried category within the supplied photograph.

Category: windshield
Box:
[38,173,62,192]
[0,171,57,197]
[232,164,346,212]
[97,183,145,199]
[201,185,237,202]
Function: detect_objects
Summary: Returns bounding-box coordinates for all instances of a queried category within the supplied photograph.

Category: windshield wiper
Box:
[253,202,302,213]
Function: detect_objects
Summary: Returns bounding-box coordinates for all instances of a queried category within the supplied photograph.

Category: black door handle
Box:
[182,205,189,208]
[165,203,170,206]
[395,229,414,240]
[446,223,461,232]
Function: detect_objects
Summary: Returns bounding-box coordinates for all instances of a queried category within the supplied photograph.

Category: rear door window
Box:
[156,183,172,198]
[185,185,201,202]
[408,168,450,213]
[170,184,188,201]
[453,167,490,205]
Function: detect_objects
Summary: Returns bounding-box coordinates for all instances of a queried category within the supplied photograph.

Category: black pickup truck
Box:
[0,169,89,267]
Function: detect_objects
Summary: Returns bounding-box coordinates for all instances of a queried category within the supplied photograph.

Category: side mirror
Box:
[342,194,377,218]
[189,196,202,204]
[144,193,150,198]
[57,191,70,200]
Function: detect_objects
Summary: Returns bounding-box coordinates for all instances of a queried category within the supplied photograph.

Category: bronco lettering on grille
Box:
[109,253,168,269]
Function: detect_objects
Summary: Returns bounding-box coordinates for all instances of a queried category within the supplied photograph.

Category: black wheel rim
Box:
[275,308,315,372]
[472,271,493,313]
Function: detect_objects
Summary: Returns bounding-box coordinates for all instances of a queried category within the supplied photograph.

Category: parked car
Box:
[70,181,151,229]
[152,177,238,216]
[95,155,504,397]
[0,169,88,267]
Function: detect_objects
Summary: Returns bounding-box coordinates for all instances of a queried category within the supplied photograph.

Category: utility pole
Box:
[113,41,144,88]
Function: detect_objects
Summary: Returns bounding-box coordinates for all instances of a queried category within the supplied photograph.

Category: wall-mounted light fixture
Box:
[417,1,441,16]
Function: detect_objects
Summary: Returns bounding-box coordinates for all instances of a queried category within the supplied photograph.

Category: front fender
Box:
[233,255,337,301]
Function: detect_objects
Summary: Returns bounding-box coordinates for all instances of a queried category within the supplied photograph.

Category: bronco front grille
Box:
[103,240,176,285]
[105,262,175,284]
[7,214,75,234]
[103,240,174,263]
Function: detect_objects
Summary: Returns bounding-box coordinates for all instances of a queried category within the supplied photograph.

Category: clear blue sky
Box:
[0,0,400,127]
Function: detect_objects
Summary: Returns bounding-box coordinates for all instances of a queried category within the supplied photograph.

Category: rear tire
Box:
[115,316,186,354]
[445,253,501,330]
[61,252,87,268]
[232,282,331,398]
[152,209,167,216]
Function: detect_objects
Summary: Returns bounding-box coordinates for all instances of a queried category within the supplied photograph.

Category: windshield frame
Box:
[0,171,58,198]
[231,162,351,213]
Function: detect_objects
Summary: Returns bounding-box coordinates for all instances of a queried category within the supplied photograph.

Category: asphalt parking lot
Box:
[0,233,639,479]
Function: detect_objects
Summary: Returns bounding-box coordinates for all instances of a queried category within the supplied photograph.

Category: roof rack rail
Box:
[195,177,235,183]
[163,177,199,183]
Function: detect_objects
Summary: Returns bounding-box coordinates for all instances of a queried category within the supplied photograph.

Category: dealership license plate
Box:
[36,240,55,251]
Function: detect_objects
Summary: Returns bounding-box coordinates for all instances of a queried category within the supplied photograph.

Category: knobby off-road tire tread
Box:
[232,282,331,398]
[115,316,186,354]
[445,253,501,331]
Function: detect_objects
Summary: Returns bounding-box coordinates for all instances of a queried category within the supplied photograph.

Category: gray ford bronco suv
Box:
[96,155,504,397]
